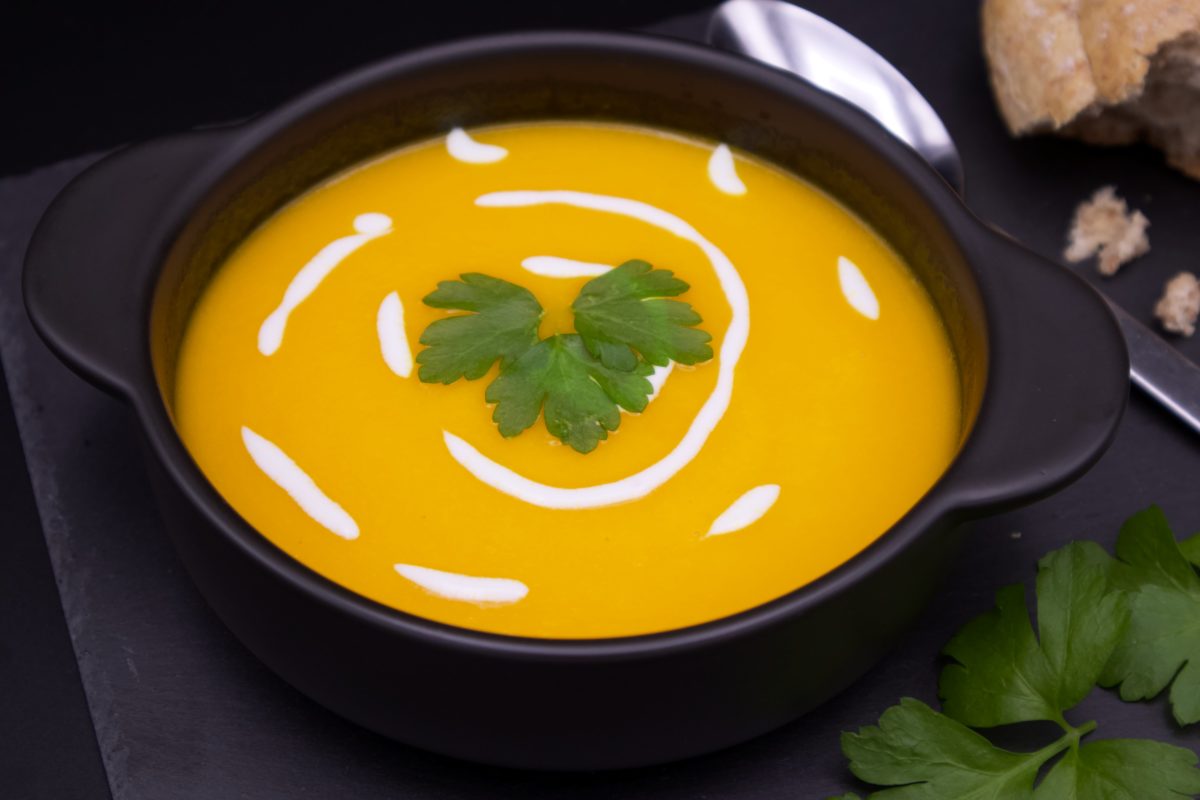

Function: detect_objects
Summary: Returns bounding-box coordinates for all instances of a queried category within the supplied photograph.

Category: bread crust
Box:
[983,0,1200,176]
[984,0,1200,130]
[983,0,1098,131]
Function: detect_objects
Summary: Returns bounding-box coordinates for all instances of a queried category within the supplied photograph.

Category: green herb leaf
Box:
[1178,533,1200,568]
[572,259,713,369]
[841,698,1048,798]
[1034,739,1200,799]
[417,264,711,452]
[940,542,1128,728]
[485,334,653,454]
[417,273,543,383]
[1101,507,1200,725]
[840,516,1200,799]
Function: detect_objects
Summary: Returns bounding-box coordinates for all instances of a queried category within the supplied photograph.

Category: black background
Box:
[3,2,1199,799]
[4,1,710,176]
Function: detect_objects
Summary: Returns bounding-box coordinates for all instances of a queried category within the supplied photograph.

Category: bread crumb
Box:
[1064,186,1150,275]
[1154,271,1200,336]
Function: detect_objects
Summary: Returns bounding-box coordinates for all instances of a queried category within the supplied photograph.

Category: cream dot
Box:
[708,143,747,195]
[838,256,880,320]
[446,127,509,163]
[353,212,393,235]
[706,484,781,537]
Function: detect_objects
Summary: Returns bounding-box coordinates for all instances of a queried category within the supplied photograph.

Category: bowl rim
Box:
[117,29,1096,659]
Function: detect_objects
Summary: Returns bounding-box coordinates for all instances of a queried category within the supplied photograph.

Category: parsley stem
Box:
[1065,719,1097,758]
[1051,711,1097,741]
[1068,719,1098,750]
[1028,719,1098,776]
[1072,720,1098,737]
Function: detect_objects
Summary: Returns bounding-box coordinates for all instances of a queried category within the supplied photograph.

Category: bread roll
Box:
[983,0,1200,179]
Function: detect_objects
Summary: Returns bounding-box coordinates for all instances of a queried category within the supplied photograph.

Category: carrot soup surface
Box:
[174,122,961,638]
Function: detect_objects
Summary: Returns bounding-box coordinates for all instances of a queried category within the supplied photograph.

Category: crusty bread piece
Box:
[983,0,1200,179]
[1064,186,1150,275]
[1155,271,1200,336]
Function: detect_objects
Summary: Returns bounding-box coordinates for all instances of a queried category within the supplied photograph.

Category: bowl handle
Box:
[947,226,1129,514]
[23,131,229,397]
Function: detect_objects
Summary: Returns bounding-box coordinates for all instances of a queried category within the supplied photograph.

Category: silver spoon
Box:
[709,0,1200,436]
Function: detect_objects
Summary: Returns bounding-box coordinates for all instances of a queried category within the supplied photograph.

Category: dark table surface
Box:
[3,2,1199,799]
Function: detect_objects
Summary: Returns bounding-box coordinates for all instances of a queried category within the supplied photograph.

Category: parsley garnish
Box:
[417,273,542,383]
[572,259,712,369]
[841,699,1200,799]
[487,334,654,454]
[939,542,1127,730]
[841,698,1094,798]
[1102,507,1200,725]
[834,510,1200,799]
[416,261,711,453]
[1179,532,1200,567]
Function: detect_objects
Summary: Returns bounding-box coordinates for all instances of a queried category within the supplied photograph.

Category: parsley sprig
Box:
[487,335,654,455]
[416,260,712,454]
[572,260,713,370]
[835,508,1200,799]
[417,273,542,381]
[1102,510,1200,726]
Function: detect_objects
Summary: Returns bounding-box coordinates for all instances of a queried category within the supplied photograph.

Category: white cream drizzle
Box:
[706,484,781,537]
[647,362,674,402]
[838,256,880,320]
[258,213,393,356]
[442,190,750,510]
[707,144,747,195]
[376,291,413,378]
[394,563,528,604]
[446,127,508,164]
[521,255,612,278]
[241,426,359,540]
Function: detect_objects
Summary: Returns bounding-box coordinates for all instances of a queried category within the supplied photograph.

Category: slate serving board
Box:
[2,5,1199,798]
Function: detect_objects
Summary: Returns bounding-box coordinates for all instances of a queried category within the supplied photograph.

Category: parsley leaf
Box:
[838,522,1200,800]
[572,259,713,370]
[1101,507,1200,725]
[1035,739,1200,799]
[416,263,711,453]
[416,273,542,383]
[485,334,653,454]
[840,701,1200,800]
[840,698,1050,798]
[1178,532,1200,568]
[940,542,1128,728]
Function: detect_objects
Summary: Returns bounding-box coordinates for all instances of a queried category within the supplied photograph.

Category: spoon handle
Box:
[1115,301,1200,434]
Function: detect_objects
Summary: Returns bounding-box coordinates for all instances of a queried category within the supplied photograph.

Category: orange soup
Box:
[174,122,961,638]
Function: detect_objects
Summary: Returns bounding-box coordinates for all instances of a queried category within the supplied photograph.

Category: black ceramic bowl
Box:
[23,32,1128,770]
